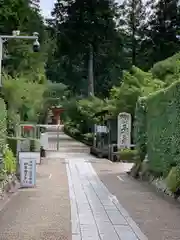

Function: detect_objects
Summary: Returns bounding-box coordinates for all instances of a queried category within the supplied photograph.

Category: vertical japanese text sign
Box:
[117,112,131,149]
[19,152,36,188]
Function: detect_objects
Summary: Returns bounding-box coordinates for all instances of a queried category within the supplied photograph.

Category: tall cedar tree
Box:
[118,0,145,66]
[142,0,180,68]
[49,0,125,97]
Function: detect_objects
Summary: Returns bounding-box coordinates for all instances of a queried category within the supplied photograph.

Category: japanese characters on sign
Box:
[19,152,36,188]
[117,112,131,149]
[23,160,33,185]
[95,125,108,133]
[19,151,40,164]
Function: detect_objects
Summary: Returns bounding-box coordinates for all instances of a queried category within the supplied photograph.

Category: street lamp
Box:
[0,31,40,87]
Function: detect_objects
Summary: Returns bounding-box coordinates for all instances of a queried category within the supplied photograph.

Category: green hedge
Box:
[165,166,180,193]
[7,137,40,157]
[7,137,17,156]
[0,98,7,152]
[146,81,180,177]
[118,149,139,162]
[133,97,147,161]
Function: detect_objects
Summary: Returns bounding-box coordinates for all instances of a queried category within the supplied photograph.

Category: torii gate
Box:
[50,106,64,125]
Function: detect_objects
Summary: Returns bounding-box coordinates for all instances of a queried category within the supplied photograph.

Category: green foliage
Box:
[118,148,139,162]
[63,96,108,143]
[7,137,17,157]
[144,0,180,67]
[118,0,146,65]
[83,133,93,144]
[2,73,46,124]
[30,139,40,152]
[7,136,40,156]
[3,145,16,174]
[146,81,180,176]
[108,67,163,117]
[151,53,180,85]
[108,70,141,116]
[44,81,69,109]
[48,0,129,97]
[0,99,7,152]
[165,166,180,193]
[78,96,107,123]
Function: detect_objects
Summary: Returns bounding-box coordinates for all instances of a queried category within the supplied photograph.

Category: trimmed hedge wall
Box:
[133,97,147,161]
[146,82,180,177]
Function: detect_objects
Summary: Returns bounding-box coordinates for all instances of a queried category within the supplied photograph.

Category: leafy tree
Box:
[0,0,44,37]
[0,0,47,79]
[107,67,164,116]
[140,0,180,69]
[47,0,127,97]
[118,0,145,66]
[2,73,46,129]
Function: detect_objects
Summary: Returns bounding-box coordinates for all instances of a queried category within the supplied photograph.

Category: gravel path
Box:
[0,157,71,240]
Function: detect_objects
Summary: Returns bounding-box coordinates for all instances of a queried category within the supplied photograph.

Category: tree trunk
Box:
[88,44,94,96]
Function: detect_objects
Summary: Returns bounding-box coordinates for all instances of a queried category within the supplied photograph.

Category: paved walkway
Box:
[67,156,147,240]
[1,130,180,240]
[93,159,180,240]
[47,131,147,240]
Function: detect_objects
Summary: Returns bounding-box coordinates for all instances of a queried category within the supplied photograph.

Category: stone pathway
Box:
[66,155,147,240]
[2,129,180,240]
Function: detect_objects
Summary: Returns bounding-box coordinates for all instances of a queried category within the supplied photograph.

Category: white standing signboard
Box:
[40,132,48,150]
[19,151,41,164]
[19,152,37,188]
[117,112,131,149]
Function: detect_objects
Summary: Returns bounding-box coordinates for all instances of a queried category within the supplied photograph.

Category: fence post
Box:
[57,125,60,151]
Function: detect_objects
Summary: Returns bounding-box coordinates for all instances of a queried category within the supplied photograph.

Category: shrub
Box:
[151,53,180,84]
[7,137,40,156]
[83,133,93,144]
[146,81,180,177]
[165,166,180,193]
[7,137,17,156]
[30,139,40,152]
[118,148,139,162]
[3,145,16,174]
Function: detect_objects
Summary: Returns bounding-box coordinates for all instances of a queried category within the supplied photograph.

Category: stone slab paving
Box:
[66,156,148,240]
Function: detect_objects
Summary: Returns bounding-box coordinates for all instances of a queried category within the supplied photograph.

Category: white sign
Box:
[19,151,41,164]
[19,152,36,188]
[96,125,108,133]
[40,133,48,150]
[117,112,131,149]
